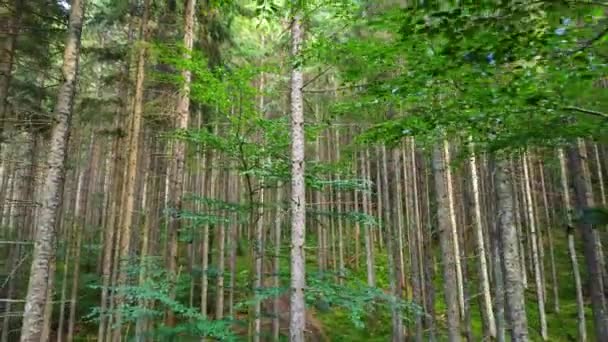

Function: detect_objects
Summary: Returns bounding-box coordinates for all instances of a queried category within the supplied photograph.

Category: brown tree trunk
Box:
[113,0,149,338]
[165,0,196,327]
[0,0,20,139]
[19,1,86,339]
[558,148,587,341]
[431,142,461,341]
[566,144,608,339]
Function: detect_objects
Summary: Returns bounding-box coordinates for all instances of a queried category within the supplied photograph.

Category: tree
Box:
[20,0,86,340]
[289,2,306,340]
[166,0,197,327]
[494,157,529,341]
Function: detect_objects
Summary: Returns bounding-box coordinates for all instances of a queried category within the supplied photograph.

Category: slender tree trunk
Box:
[0,0,20,139]
[381,145,404,342]
[19,1,86,339]
[566,144,608,339]
[273,182,283,341]
[522,152,548,340]
[579,141,608,297]
[361,149,375,287]
[467,139,496,339]
[289,7,306,340]
[228,168,238,319]
[215,172,227,320]
[558,148,586,341]
[405,138,423,341]
[254,186,265,342]
[165,0,196,327]
[112,0,149,338]
[443,141,465,319]
[494,157,529,342]
[431,142,461,341]
[135,159,153,342]
[538,160,559,314]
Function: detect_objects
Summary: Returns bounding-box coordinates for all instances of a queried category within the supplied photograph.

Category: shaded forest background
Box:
[1,0,608,341]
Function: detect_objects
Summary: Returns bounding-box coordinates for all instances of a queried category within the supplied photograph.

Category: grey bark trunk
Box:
[566,144,608,339]
[467,139,496,339]
[289,8,306,341]
[431,142,462,341]
[494,157,529,341]
[560,147,587,341]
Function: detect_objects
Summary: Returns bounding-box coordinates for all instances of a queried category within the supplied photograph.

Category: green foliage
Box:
[88,257,237,341]
[577,206,608,226]
[317,1,608,158]
[308,271,422,329]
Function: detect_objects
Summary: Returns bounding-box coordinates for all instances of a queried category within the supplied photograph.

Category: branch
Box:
[302,66,333,90]
[564,106,608,119]
[303,83,371,93]
[572,25,608,54]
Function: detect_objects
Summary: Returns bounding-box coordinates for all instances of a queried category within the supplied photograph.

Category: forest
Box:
[1,0,608,341]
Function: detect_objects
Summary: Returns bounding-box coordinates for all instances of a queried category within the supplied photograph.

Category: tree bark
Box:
[19,1,85,339]
[289,7,306,341]
[112,0,149,338]
[558,148,587,341]
[165,0,196,327]
[467,138,496,339]
[566,144,608,339]
[0,0,20,140]
[494,157,529,342]
[362,149,375,287]
[432,142,462,341]
[522,152,547,340]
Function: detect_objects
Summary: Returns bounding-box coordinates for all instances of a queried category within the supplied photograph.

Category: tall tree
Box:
[113,0,150,338]
[166,0,197,327]
[432,141,462,341]
[566,144,608,340]
[494,157,529,341]
[289,3,306,340]
[19,0,86,340]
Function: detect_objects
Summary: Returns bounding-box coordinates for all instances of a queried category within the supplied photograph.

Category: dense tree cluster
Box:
[1,0,607,341]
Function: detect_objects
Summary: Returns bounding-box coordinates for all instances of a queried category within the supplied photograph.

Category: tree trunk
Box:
[165,0,196,327]
[494,157,529,341]
[112,0,149,338]
[467,139,496,339]
[431,142,461,341]
[558,148,587,341]
[538,159,559,314]
[0,0,20,140]
[19,1,86,339]
[254,186,265,342]
[289,7,306,341]
[362,149,375,287]
[273,181,283,341]
[566,144,608,339]
[405,138,423,341]
[381,145,404,342]
[522,152,547,340]
[443,141,465,319]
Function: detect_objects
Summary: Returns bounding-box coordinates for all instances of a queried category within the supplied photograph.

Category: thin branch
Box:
[303,83,371,93]
[572,25,608,54]
[302,66,333,90]
[564,106,608,119]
